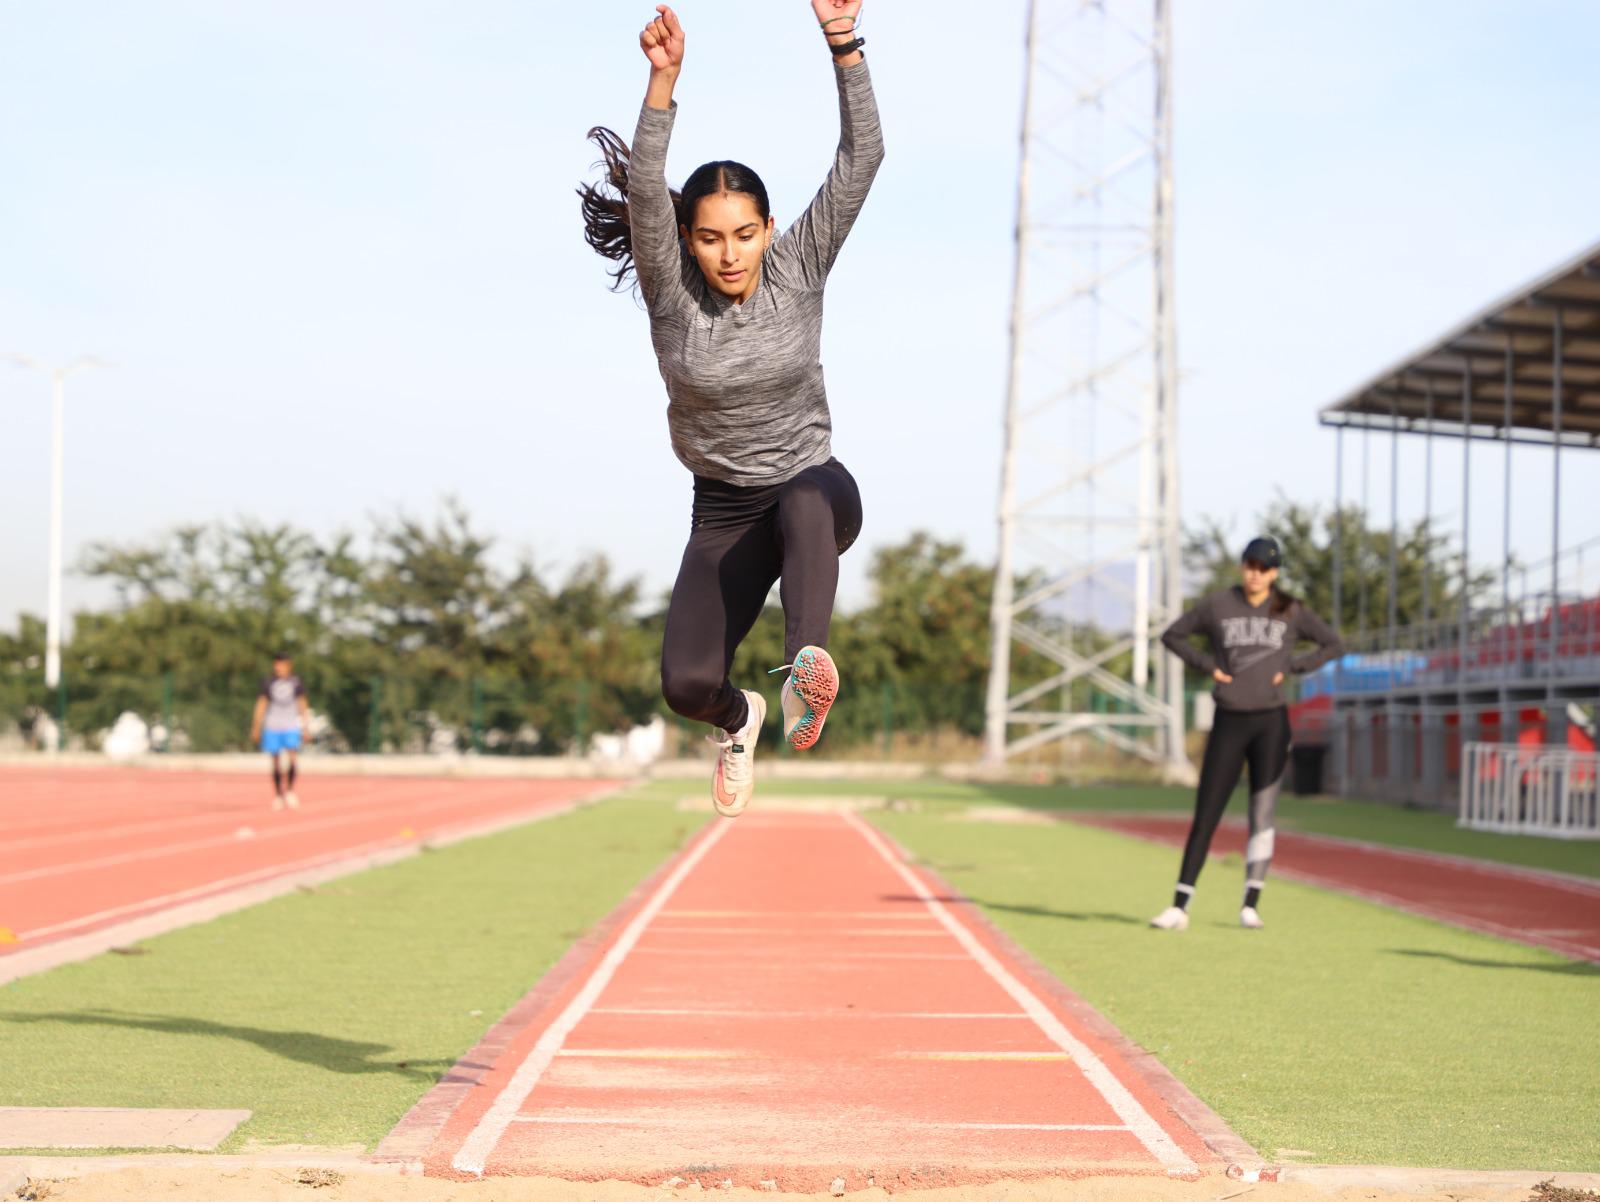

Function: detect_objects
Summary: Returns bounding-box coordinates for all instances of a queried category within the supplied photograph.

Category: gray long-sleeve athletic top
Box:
[627,60,884,487]
[1162,587,1344,712]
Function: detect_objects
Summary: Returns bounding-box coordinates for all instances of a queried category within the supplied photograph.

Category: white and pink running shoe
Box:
[710,689,766,818]
[780,645,839,751]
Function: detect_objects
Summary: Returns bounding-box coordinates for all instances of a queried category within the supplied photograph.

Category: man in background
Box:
[250,652,310,810]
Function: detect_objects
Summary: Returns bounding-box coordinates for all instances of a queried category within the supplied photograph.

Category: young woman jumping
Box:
[1151,537,1343,930]
[578,2,882,817]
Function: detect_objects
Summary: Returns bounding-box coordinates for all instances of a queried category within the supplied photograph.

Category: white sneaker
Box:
[271,795,285,812]
[1240,906,1265,929]
[284,791,300,810]
[709,690,766,818]
[1149,906,1189,931]
[780,645,839,751]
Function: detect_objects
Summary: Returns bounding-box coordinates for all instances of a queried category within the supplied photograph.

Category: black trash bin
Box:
[1291,743,1327,796]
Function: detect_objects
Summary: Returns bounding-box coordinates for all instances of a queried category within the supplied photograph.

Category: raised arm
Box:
[628,6,690,308]
[1161,598,1219,677]
[1289,606,1344,674]
[773,0,885,290]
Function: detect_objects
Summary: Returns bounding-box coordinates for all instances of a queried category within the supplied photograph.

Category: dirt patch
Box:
[675,796,897,813]
[1532,1181,1600,1202]
[952,805,1058,826]
[9,1166,1560,1202]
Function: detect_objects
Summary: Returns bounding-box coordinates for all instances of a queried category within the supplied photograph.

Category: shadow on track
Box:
[879,894,1142,925]
[1388,949,1600,977]
[0,1009,474,1080]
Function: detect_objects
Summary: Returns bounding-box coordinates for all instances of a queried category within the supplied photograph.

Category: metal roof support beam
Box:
[1319,412,1600,450]
[1503,345,1514,630]
[1529,296,1600,316]
[1388,394,1400,660]
[1359,426,1370,638]
[1459,361,1473,726]
[1423,380,1435,629]
[1333,426,1345,635]
[1551,309,1564,697]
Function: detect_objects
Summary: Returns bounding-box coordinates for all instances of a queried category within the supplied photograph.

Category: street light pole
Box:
[5,354,107,700]
[47,370,66,690]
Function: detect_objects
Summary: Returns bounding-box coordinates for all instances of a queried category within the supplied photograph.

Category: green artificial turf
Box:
[2,773,1593,1170]
[750,776,1600,880]
[872,806,1600,1171]
[0,785,705,1154]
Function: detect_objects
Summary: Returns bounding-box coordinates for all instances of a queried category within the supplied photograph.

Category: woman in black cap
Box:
[1150,537,1342,930]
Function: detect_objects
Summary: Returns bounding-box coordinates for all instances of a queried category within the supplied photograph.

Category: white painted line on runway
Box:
[590,1007,1030,1020]
[843,811,1198,1175]
[642,926,952,936]
[450,820,733,1177]
[629,947,972,961]
[507,1114,1133,1134]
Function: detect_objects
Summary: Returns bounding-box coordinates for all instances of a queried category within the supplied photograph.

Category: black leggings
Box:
[660,458,862,733]
[1176,706,1291,902]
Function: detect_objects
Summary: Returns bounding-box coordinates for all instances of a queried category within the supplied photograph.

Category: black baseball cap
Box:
[1241,537,1281,569]
[271,651,291,662]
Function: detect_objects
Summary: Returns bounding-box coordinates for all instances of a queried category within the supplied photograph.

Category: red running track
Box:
[0,766,618,956]
[1073,812,1600,963]
[384,810,1246,1189]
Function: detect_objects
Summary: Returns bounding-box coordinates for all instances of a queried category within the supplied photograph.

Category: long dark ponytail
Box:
[578,127,663,292]
[1270,585,1297,617]
[577,127,771,292]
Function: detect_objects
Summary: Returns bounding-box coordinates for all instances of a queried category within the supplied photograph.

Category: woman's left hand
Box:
[1273,672,1285,686]
[812,0,863,32]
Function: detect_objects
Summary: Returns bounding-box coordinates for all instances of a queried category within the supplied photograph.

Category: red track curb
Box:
[389,810,1255,1185]
[869,823,1262,1173]
[371,818,718,1169]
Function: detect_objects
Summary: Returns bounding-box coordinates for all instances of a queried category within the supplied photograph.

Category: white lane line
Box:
[0,780,456,854]
[661,910,937,920]
[2,789,608,987]
[630,948,971,961]
[510,1115,1131,1133]
[13,836,409,942]
[450,819,733,1177]
[842,811,1197,1175]
[550,1047,1069,1061]
[0,782,532,886]
[0,773,458,840]
[591,1008,1029,1020]
[895,1051,1071,1062]
[946,1122,1130,1132]
[555,1049,739,1060]
[642,927,953,937]
[9,790,586,946]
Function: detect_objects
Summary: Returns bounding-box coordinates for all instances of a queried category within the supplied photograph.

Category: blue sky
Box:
[3,0,1598,629]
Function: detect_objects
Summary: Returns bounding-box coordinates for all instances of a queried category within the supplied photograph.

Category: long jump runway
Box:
[0,766,617,969]
[390,810,1240,1189]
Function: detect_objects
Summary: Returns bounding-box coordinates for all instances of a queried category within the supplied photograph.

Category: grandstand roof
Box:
[1320,239,1600,448]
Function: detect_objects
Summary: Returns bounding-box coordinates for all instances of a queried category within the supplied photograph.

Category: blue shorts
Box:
[261,730,303,754]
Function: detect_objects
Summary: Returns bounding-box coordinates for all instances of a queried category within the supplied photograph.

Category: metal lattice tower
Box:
[983,0,1188,776]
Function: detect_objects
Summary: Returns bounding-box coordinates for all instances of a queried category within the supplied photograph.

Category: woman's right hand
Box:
[641,5,686,74]
[1212,668,1234,685]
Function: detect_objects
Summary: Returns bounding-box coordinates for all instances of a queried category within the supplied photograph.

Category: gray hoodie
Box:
[1162,587,1343,712]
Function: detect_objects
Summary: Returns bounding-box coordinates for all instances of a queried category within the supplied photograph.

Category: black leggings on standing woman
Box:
[660,458,862,737]
[1173,706,1291,911]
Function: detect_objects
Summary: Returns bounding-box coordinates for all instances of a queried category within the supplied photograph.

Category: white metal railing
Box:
[1459,742,1600,839]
